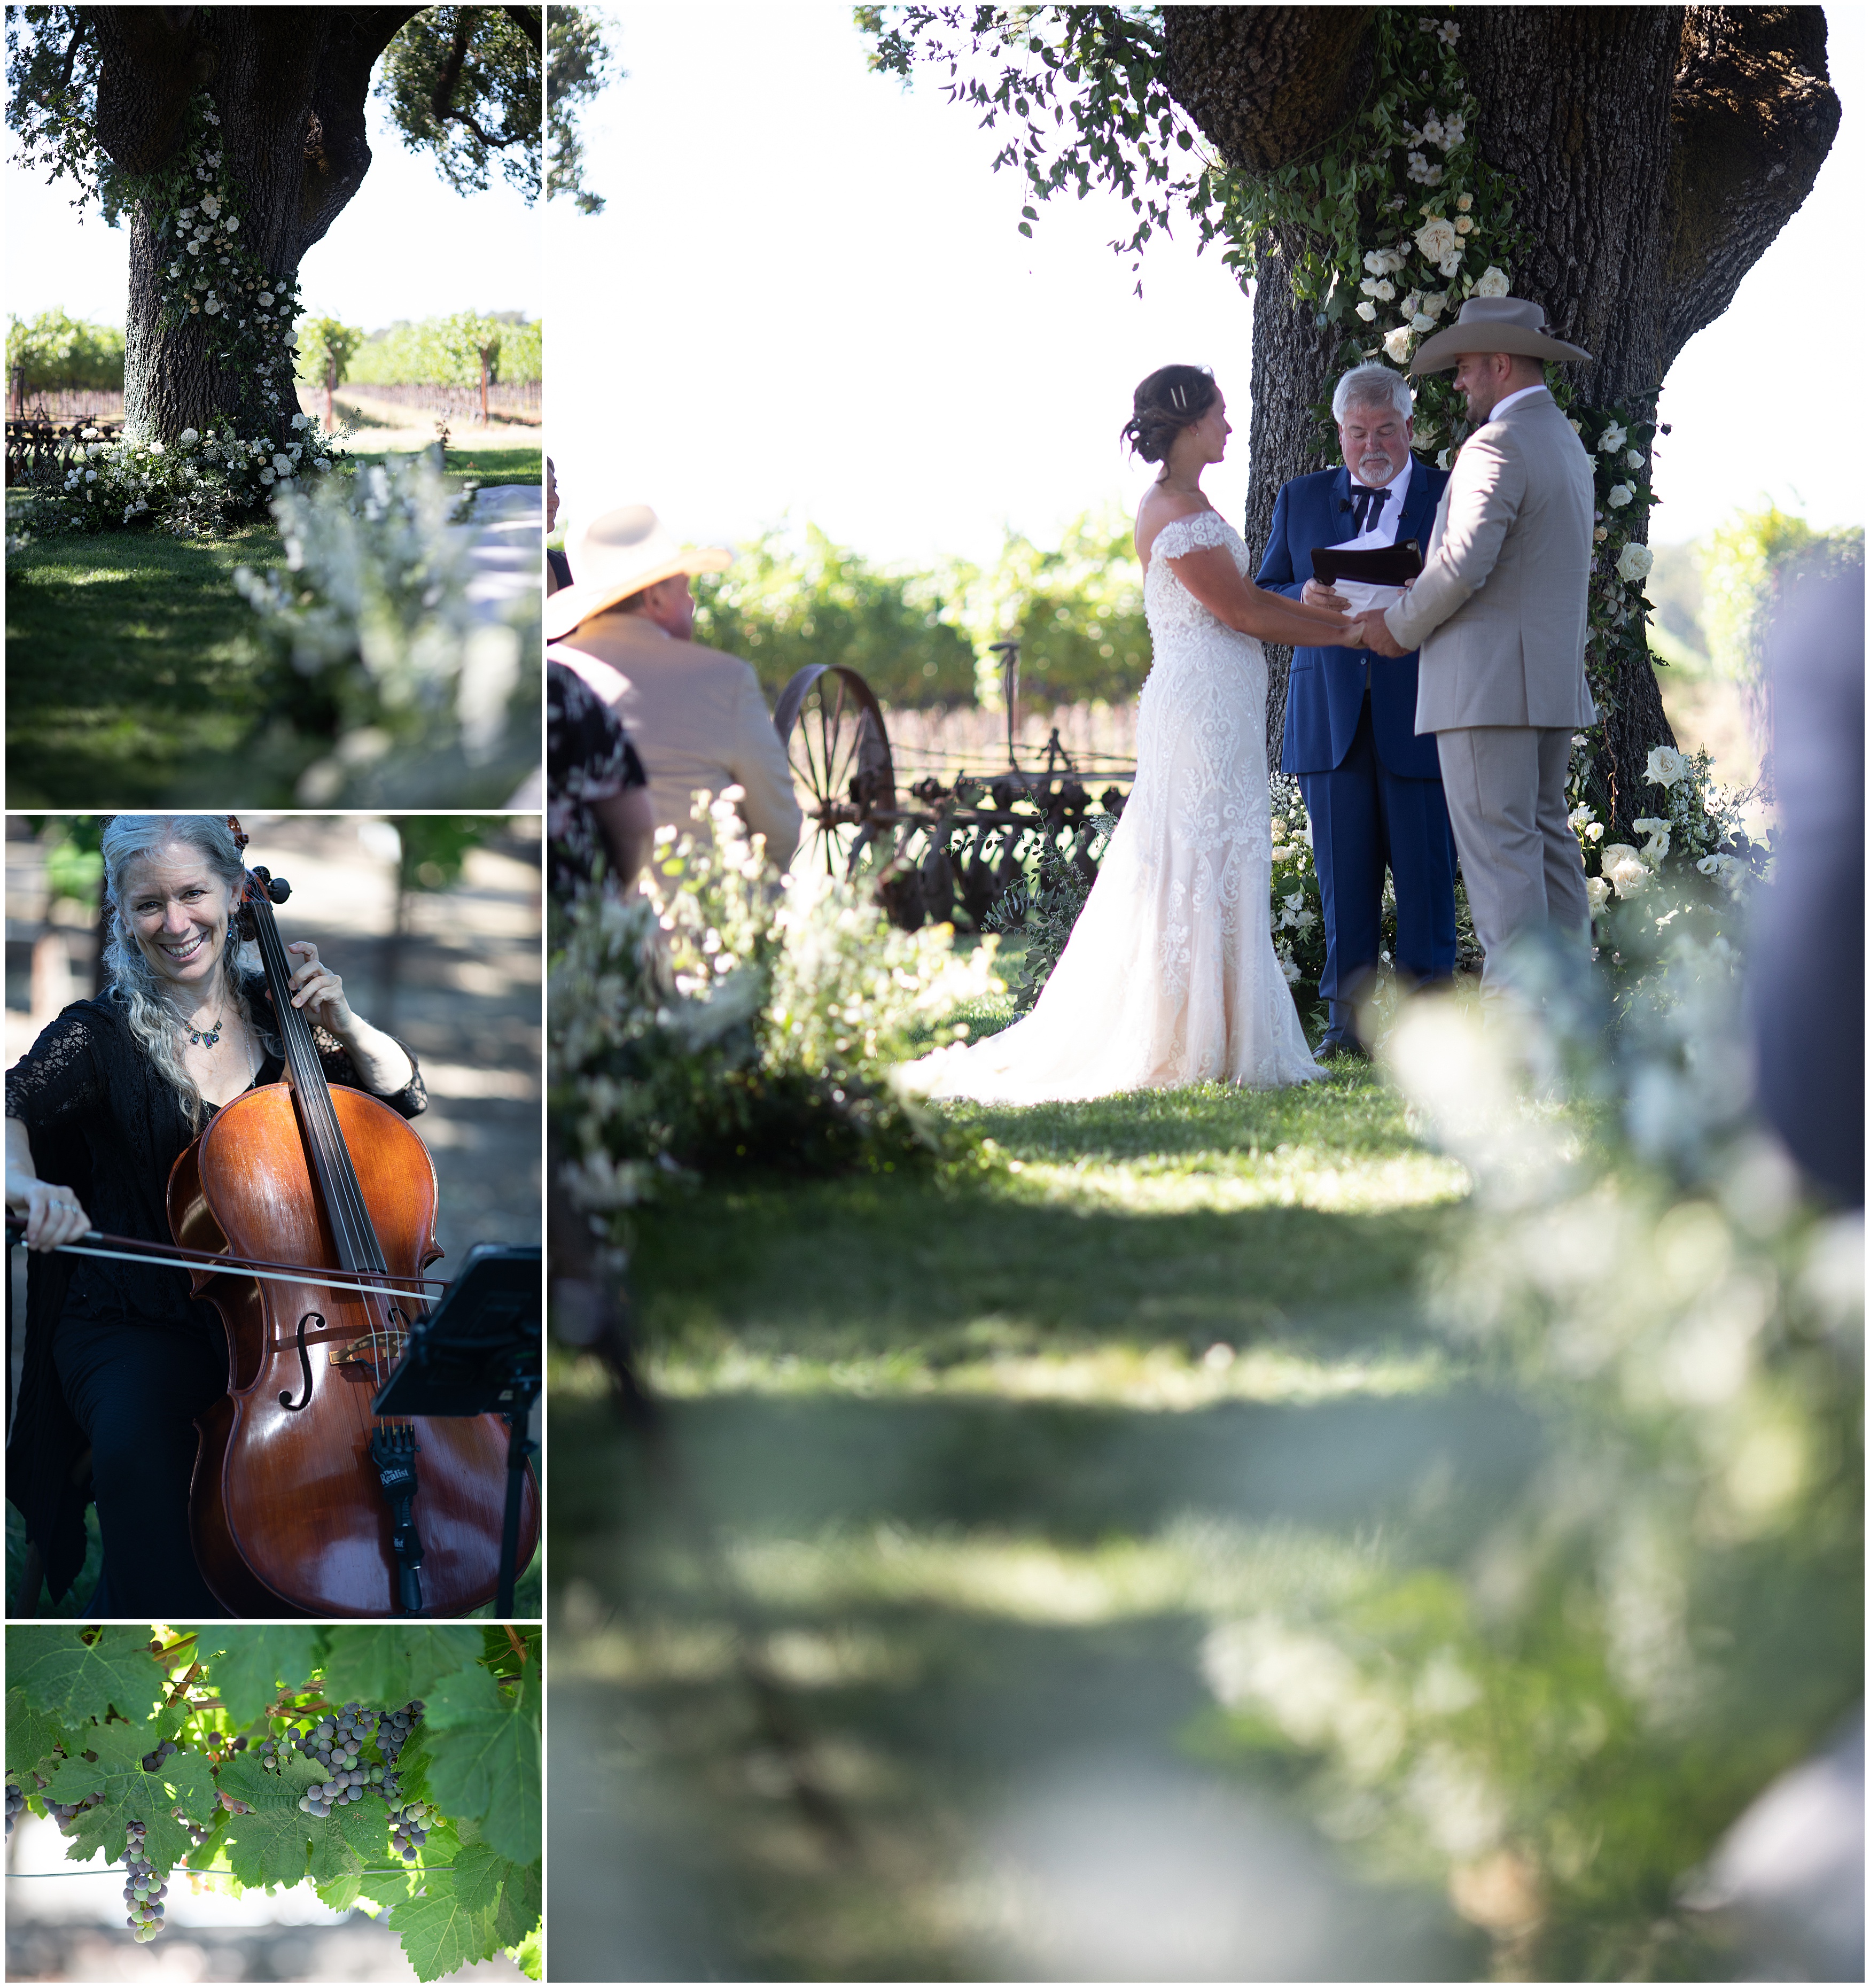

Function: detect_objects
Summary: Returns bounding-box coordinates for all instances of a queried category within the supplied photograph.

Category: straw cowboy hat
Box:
[1408,295,1592,377]
[543,503,731,640]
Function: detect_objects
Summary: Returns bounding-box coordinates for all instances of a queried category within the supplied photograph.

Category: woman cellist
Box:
[5,813,427,1616]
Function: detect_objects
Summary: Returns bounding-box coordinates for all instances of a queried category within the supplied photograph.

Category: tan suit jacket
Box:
[552,613,803,870]
[1384,387,1596,733]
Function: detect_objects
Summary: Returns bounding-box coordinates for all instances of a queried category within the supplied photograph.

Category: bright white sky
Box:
[4,95,540,335]
[551,2,1863,565]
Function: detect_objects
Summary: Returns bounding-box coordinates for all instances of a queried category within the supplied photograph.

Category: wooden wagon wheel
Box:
[773,663,898,878]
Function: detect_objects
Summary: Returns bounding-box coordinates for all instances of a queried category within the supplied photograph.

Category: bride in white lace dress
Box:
[923,366,1370,1106]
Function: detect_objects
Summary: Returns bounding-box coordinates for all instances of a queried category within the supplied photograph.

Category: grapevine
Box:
[5,1625,540,1982]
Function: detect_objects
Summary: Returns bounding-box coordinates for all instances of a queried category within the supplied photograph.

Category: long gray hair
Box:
[100,814,260,1127]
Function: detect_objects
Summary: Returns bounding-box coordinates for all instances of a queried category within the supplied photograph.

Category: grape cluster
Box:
[256,1699,431,1855]
[121,1820,166,1943]
[5,1781,23,1838]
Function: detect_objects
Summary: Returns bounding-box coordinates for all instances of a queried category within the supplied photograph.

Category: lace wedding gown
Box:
[924,509,1322,1104]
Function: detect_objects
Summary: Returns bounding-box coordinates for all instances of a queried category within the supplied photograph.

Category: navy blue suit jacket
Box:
[1255,455,1450,779]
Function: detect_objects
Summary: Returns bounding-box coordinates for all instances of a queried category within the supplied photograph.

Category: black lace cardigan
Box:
[4,980,427,1604]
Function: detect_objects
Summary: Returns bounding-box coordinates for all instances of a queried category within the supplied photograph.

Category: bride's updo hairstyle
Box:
[1120,364,1219,463]
[100,813,259,1125]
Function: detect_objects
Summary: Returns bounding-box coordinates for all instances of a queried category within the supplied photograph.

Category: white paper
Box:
[1331,578,1405,614]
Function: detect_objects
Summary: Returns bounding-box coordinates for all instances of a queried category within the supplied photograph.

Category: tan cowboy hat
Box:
[543,503,732,640]
[1408,295,1592,376]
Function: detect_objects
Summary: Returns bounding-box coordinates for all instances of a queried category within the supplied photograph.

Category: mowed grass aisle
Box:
[550,1057,1532,1979]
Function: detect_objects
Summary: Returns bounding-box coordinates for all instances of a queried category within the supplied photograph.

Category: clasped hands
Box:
[1300,578,1407,658]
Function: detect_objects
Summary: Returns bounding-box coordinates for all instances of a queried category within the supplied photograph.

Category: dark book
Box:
[1311,538,1423,586]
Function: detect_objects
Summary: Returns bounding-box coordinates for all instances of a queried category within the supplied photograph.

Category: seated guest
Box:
[546,458,572,594]
[546,658,655,906]
[545,504,802,872]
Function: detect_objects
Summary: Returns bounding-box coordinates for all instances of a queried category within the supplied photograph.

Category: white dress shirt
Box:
[1335,454,1414,682]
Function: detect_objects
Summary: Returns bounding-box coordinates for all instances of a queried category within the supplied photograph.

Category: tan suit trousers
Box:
[1436,725,1590,975]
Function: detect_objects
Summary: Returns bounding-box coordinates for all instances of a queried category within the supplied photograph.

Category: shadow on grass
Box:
[5,506,284,804]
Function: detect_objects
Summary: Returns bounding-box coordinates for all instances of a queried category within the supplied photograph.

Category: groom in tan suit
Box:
[1358,296,1596,975]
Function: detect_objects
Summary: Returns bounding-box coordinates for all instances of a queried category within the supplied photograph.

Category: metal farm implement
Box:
[772,641,1135,933]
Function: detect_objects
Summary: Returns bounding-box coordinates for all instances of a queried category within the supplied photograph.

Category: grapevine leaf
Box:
[319,1626,481,1709]
[388,1874,500,1982]
[216,1751,320,1888]
[509,1921,543,1979]
[448,1814,539,1940]
[210,1628,322,1728]
[317,1869,364,1913]
[6,1685,67,1776]
[419,1680,539,1863]
[328,1784,392,1867]
[41,1725,215,1871]
[420,1661,501,1728]
[9,1626,163,1726]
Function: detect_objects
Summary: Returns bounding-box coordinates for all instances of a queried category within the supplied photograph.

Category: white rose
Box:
[200,193,221,218]
[85,469,97,482]
[271,453,293,475]
[1436,448,1453,470]
[1373,279,1395,301]
[1598,422,1627,453]
[1412,312,1436,333]
[1437,251,1464,278]
[1456,192,1472,212]
[1356,300,1377,322]
[149,440,165,456]
[177,428,199,448]
[1383,325,1413,363]
[1645,744,1688,788]
[1616,542,1654,584]
[1585,875,1611,914]
[1361,276,1382,297]
[1601,845,1651,896]
[259,468,275,485]
[258,292,274,306]
[224,215,239,231]
[313,456,331,472]
[1607,484,1633,508]
[1454,215,1473,234]
[1474,266,1510,297]
[1363,249,1390,275]
[1414,215,1459,263]
[186,240,205,255]
[290,411,310,429]
[1422,291,1449,320]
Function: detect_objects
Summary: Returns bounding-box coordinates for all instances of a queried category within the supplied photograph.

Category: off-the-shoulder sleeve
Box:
[1152,510,1235,563]
[312,1027,428,1120]
[5,1005,108,1130]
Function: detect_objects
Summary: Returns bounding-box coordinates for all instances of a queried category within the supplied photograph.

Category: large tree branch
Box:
[1659,6,1840,371]
[1160,7,1377,174]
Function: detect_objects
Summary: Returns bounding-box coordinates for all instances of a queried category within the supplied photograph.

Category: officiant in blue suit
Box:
[1255,362,1458,1057]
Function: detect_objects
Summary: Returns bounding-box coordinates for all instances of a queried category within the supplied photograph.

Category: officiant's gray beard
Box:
[1356,449,1402,486]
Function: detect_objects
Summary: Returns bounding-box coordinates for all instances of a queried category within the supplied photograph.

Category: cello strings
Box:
[252,884,400,1440]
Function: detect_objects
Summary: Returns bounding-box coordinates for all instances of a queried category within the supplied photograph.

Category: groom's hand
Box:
[1357,610,1406,658]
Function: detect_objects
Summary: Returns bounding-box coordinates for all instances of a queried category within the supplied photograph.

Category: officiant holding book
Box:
[1255,362,1456,1057]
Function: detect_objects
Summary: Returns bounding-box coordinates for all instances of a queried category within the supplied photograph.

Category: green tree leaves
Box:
[548,5,619,215]
[375,6,542,203]
[5,308,126,393]
[318,1625,484,1709]
[8,1625,162,1726]
[41,1720,216,1868]
[205,1627,322,1729]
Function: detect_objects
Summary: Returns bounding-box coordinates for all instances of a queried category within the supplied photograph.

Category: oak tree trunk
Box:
[1163,6,1838,826]
[91,6,418,443]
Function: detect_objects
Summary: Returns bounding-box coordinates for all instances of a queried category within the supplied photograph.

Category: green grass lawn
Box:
[352,441,541,486]
[550,1061,1525,1979]
[5,493,285,805]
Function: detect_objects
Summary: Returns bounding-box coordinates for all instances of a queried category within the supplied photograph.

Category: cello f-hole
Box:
[279,1311,321,1411]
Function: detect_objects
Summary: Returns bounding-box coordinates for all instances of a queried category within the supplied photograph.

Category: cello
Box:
[165,822,538,1617]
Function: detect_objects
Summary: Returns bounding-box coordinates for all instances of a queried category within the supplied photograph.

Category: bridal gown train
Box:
[924,509,1323,1104]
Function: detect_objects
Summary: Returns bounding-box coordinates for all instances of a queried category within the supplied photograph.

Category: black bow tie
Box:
[1345,484,1391,534]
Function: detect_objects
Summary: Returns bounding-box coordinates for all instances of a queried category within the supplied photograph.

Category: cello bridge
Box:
[334,1330,401,1372]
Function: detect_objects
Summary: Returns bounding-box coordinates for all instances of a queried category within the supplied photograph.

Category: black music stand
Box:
[373,1243,540,1618]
